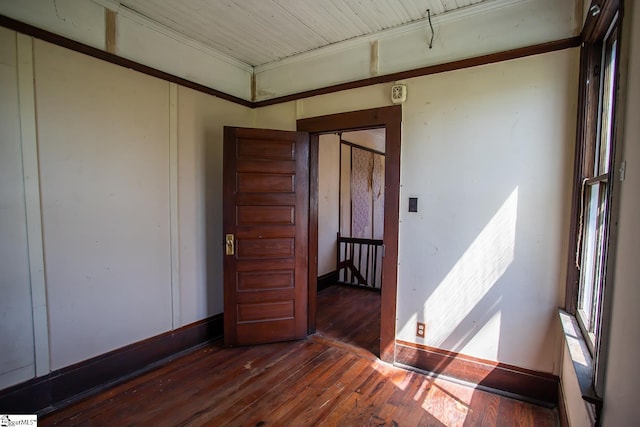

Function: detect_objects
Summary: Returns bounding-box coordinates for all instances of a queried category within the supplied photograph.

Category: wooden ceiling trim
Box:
[0,13,580,110]
[0,14,253,107]
[254,36,582,107]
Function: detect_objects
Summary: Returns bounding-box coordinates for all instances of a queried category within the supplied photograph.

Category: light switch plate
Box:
[409,197,418,212]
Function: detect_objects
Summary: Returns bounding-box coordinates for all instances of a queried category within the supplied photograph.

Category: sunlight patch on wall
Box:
[422,188,518,348]
[458,308,502,360]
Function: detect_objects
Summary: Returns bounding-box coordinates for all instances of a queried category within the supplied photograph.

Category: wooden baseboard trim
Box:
[395,340,559,406]
[0,314,223,415]
[558,382,570,427]
[317,270,338,291]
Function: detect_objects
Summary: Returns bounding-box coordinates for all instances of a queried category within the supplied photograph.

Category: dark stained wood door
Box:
[223,127,309,346]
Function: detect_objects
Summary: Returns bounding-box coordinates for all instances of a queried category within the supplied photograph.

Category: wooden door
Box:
[223,127,309,346]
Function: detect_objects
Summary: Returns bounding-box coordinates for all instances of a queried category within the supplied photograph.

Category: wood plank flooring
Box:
[316,284,381,356]
[40,285,558,426]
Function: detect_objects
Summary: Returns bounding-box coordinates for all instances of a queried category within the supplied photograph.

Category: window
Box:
[566,0,622,403]
[576,25,618,353]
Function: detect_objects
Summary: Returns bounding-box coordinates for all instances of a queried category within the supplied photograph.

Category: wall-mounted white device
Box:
[391,84,407,104]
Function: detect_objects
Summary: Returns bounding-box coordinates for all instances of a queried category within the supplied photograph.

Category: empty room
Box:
[1,0,638,425]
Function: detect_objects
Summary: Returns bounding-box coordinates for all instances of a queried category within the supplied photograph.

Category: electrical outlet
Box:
[416,322,426,338]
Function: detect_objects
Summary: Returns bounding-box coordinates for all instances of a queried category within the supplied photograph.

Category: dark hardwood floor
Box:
[40,285,558,426]
[316,284,381,356]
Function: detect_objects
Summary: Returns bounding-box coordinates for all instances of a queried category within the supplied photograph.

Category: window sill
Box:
[558,309,602,425]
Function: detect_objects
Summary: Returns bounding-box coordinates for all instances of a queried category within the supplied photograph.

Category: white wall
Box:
[317,134,340,276]
[601,1,640,424]
[115,6,252,101]
[177,87,251,323]
[342,129,386,153]
[297,84,392,120]
[397,50,577,372]
[32,41,253,370]
[0,29,252,385]
[0,27,35,389]
[275,48,578,373]
[34,40,173,369]
[250,101,297,130]
[0,0,106,49]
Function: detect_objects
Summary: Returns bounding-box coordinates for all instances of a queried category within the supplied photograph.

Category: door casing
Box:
[298,105,402,363]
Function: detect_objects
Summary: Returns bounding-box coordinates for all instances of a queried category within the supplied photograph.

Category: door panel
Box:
[237,271,294,291]
[223,127,309,346]
[237,206,294,225]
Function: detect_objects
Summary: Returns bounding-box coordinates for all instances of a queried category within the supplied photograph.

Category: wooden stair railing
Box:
[337,233,383,291]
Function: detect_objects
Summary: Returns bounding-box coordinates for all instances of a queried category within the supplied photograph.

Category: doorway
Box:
[298,105,402,363]
[315,130,385,355]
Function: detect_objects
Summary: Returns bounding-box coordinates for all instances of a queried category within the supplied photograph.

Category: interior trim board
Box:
[254,37,581,107]
[0,13,580,109]
[0,14,252,107]
[395,340,559,406]
[317,270,339,292]
[299,105,402,363]
[0,314,223,416]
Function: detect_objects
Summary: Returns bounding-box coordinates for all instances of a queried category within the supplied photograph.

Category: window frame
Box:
[565,0,623,402]
[576,21,619,355]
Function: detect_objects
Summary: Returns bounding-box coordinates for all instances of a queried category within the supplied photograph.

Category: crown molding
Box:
[254,36,580,107]
[91,0,121,13]
[255,0,527,73]
[93,1,254,73]
[0,13,253,106]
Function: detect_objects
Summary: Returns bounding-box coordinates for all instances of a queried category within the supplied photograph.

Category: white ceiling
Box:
[118,0,487,67]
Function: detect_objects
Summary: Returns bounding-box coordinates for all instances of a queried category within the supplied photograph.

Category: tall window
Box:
[567,0,622,404]
[577,23,619,353]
